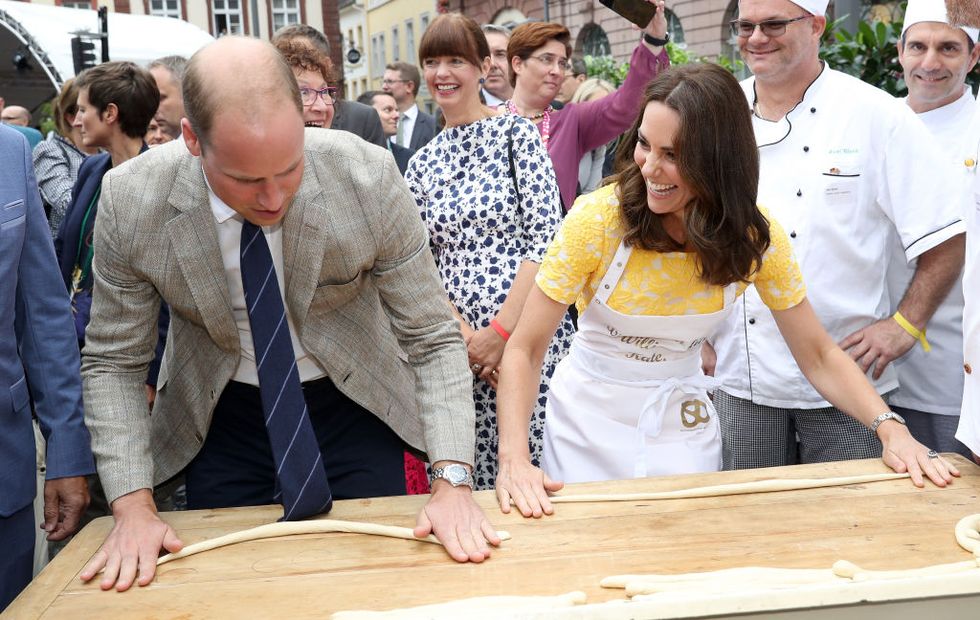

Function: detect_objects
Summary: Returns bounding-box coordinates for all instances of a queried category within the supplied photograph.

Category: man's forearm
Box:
[897,234,965,329]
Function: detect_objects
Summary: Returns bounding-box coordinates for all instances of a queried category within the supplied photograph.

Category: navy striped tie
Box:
[240,220,332,521]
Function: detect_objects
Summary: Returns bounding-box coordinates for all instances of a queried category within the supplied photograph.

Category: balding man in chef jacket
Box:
[711,0,968,469]
[952,0,980,463]
[885,0,979,460]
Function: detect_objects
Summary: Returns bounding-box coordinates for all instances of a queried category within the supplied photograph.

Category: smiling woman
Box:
[273,38,337,129]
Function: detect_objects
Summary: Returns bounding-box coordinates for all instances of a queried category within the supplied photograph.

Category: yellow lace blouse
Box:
[536,184,806,315]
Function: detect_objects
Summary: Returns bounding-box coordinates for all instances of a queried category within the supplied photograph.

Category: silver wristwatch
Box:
[869,411,906,434]
[431,463,473,488]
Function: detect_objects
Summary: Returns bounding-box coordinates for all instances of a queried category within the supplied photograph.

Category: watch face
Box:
[446,465,468,485]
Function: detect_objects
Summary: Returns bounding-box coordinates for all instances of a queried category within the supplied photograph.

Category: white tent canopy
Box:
[0,1,212,117]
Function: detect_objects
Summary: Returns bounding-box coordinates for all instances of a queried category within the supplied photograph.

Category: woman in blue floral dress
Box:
[405,13,574,490]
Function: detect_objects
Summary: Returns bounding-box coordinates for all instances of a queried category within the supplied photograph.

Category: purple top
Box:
[546,44,669,210]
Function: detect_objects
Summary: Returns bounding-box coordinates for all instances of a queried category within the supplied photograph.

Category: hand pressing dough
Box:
[157,519,512,567]
[331,591,587,619]
[550,472,910,503]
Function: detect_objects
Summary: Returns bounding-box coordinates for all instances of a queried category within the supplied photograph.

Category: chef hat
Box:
[788,0,829,15]
[903,0,980,43]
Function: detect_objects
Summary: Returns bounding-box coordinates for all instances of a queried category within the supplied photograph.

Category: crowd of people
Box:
[2,0,979,611]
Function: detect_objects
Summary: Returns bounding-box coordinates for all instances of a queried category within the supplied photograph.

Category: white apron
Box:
[542,241,735,483]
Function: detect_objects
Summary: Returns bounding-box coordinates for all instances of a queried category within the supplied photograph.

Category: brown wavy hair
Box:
[609,63,769,286]
[273,37,336,85]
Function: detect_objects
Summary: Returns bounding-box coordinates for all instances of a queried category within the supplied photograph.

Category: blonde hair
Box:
[570,78,614,104]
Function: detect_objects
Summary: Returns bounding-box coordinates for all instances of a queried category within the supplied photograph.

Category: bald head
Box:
[947,0,980,28]
[1,105,31,126]
[182,36,302,148]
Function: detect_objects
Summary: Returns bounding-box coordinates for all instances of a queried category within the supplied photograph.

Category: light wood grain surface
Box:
[6,456,979,619]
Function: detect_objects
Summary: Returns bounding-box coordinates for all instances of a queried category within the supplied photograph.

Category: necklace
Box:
[505,100,553,146]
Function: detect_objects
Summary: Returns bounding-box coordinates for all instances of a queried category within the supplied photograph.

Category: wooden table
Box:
[7,456,980,619]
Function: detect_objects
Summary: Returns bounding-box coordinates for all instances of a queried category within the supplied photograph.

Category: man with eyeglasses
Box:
[953,0,980,465]
[884,0,979,462]
[556,56,588,105]
[383,62,437,151]
[710,0,967,472]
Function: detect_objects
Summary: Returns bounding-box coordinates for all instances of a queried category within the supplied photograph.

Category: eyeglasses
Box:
[729,15,813,38]
[381,78,408,86]
[299,86,337,106]
[527,53,569,72]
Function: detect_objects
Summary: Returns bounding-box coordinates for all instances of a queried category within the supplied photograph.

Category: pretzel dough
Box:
[550,472,910,503]
[157,519,512,567]
[331,591,587,619]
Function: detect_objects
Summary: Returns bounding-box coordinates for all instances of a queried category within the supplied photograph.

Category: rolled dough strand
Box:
[955,513,980,555]
[832,558,980,582]
[156,519,512,567]
[550,472,910,503]
[602,567,835,589]
[331,591,587,619]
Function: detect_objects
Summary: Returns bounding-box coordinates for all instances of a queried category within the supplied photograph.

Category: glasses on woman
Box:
[729,15,812,38]
[299,86,337,106]
[527,53,570,72]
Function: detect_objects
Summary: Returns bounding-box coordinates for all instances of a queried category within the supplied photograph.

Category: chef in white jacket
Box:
[886,0,979,460]
[712,0,967,468]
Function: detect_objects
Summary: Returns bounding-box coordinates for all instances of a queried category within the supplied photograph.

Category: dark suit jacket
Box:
[390,142,415,175]
[409,108,438,151]
[331,100,386,148]
[0,125,94,516]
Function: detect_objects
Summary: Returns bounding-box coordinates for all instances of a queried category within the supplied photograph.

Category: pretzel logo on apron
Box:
[680,400,711,428]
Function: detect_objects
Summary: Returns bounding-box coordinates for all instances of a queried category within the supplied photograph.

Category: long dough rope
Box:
[549,472,910,503]
[331,591,587,619]
[603,513,980,596]
[156,519,512,567]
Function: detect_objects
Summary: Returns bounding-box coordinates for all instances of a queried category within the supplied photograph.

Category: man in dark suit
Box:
[383,61,437,151]
[78,36,499,593]
[357,90,415,174]
[0,125,94,611]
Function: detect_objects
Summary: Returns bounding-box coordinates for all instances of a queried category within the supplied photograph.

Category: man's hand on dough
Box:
[414,481,500,563]
[79,489,183,591]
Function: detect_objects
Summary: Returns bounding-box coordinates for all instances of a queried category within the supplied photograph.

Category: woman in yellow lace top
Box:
[495,64,956,519]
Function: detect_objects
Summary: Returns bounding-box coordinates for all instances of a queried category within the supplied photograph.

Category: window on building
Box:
[420,12,430,33]
[391,25,400,62]
[271,0,301,32]
[60,1,93,9]
[405,19,415,63]
[149,0,181,19]
[665,9,685,45]
[577,23,611,58]
[357,25,364,50]
[212,0,244,36]
[371,33,386,78]
[721,0,751,79]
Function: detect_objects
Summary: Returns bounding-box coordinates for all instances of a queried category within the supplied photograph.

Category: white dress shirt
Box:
[396,103,418,149]
[205,173,326,386]
[886,87,975,416]
[956,94,980,455]
[713,66,966,408]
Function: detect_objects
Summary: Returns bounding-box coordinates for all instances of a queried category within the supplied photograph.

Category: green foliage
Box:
[584,43,744,88]
[819,14,907,96]
[37,101,56,137]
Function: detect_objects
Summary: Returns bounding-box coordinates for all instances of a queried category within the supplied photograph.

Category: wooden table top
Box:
[7,456,980,619]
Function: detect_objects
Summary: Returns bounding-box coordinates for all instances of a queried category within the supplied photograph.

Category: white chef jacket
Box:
[956,94,980,456]
[886,88,975,416]
[713,66,966,408]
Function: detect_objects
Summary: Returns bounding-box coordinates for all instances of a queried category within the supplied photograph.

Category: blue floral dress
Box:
[405,114,575,490]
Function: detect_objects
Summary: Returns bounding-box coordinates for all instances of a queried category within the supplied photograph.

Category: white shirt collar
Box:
[402,103,418,121]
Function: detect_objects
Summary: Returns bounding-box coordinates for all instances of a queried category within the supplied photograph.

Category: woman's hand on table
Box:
[79,489,183,591]
[495,458,564,518]
[414,477,501,563]
[466,326,506,386]
[877,422,960,488]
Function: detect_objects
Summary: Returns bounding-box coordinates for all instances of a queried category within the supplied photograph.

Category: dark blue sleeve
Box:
[146,302,170,387]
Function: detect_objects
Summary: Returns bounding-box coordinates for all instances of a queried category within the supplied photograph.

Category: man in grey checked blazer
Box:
[79,37,499,591]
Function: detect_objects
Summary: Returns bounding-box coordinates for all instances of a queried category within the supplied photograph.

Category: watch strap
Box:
[643,32,670,47]
[870,411,905,434]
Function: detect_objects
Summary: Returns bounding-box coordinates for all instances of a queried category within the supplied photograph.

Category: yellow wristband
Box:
[893,311,931,352]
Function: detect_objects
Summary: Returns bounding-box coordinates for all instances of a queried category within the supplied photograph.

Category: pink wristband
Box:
[490,319,510,341]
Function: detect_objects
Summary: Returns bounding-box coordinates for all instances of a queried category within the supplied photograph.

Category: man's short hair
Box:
[385,61,421,97]
[148,55,188,84]
[569,56,587,77]
[75,61,160,139]
[183,40,301,149]
[481,24,512,38]
[356,90,392,106]
[273,23,330,56]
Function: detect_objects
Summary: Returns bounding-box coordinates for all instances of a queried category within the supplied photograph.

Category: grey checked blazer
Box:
[81,130,475,504]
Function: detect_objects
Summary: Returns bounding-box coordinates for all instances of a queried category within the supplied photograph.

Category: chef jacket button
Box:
[803,146,809,152]
[616,262,623,267]
[748,318,756,325]
[966,363,973,375]
[810,107,816,113]
[790,231,797,238]
[604,284,610,289]
[796,190,803,197]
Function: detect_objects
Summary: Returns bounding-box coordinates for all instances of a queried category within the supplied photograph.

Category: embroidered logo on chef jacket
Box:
[680,399,711,429]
